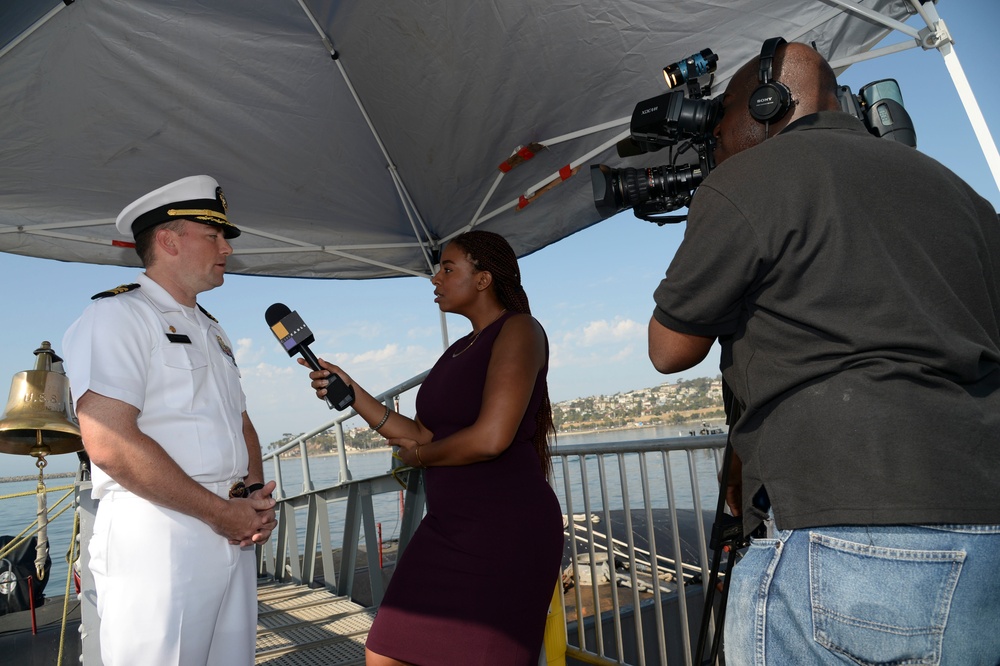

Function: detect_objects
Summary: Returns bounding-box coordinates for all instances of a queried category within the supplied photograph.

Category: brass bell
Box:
[0,341,83,457]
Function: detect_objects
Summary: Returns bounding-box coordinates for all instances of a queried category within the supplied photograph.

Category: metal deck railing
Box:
[253,433,726,666]
[72,367,728,666]
[552,436,726,666]
[258,468,425,606]
[261,371,429,496]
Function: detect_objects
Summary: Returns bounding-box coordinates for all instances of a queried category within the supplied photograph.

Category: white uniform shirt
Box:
[62,272,248,498]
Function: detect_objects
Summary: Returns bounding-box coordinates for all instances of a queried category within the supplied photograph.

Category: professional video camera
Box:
[836,78,916,147]
[592,47,916,226]
[591,49,721,224]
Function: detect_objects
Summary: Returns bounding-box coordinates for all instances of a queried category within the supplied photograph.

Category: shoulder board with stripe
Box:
[91,283,141,300]
[198,304,219,323]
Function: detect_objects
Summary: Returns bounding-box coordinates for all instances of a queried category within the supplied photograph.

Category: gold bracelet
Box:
[371,404,391,431]
[414,443,426,468]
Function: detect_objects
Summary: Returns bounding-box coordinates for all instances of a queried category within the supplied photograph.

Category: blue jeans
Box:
[724,524,1000,665]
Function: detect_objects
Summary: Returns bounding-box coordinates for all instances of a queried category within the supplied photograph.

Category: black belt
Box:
[229,480,266,498]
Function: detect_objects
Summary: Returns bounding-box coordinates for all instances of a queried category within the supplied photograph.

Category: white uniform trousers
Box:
[89,490,257,665]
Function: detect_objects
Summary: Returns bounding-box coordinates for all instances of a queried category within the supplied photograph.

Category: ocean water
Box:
[0,426,725,601]
[0,450,412,601]
[0,473,81,603]
[555,427,724,513]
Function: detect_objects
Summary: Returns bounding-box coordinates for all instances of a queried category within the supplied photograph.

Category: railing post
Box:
[338,483,362,598]
[257,533,274,579]
[335,422,352,483]
[358,482,385,605]
[397,468,426,555]
[302,493,333,587]
[270,455,284,499]
[638,454,668,666]
[299,439,314,493]
[275,501,301,582]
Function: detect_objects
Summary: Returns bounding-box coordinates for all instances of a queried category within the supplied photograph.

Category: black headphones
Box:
[749,37,792,123]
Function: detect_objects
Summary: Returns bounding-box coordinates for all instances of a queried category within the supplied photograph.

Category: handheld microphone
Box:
[265,303,355,411]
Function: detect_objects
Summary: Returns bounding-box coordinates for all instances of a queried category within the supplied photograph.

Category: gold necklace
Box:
[452,309,507,357]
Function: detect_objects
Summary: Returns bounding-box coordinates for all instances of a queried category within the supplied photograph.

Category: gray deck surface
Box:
[256,581,375,665]
[0,583,376,665]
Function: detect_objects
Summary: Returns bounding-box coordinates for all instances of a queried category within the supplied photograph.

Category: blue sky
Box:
[2,2,998,475]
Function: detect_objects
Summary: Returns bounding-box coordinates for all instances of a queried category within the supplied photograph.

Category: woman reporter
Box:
[301,230,564,666]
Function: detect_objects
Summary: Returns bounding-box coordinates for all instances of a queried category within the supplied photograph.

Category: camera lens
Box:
[591,163,706,218]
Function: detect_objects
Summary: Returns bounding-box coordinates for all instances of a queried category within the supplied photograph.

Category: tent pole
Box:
[439,310,450,353]
[936,42,1000,193]
[824,0,1000,194]
[294,0,438,272]
[914,2,1000,194]
[0,3,69,59]
[820,0,921,38]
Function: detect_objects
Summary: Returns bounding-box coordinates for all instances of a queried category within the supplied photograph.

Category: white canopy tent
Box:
[5,0,992,283]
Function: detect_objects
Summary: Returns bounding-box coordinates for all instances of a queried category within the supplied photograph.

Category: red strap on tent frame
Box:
[498,142,546,173]
[517,164,578,209]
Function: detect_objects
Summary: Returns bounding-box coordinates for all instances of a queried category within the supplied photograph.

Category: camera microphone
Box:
[264,303,355,411]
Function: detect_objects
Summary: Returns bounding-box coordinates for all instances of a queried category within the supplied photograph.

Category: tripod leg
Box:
[710,547,740,664]
[694,545,725,665]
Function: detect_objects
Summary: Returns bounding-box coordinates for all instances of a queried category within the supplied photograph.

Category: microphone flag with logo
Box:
[265,303,355,411]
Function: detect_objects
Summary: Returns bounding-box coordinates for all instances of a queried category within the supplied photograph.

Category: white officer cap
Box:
[115,175,240,239]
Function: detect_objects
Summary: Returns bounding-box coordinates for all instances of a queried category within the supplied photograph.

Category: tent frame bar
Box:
[2,1,996,286]
[824,0,1000,191]
[0,2,68,59]
[294,0,440,276]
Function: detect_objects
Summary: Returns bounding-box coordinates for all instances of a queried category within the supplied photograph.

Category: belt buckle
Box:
[228,481,247,498]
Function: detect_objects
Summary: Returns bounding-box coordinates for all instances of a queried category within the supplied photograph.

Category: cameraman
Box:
[647,41,1000,664]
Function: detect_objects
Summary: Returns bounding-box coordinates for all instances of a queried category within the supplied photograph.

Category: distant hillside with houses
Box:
[267,376,725,454]
[552,376,724,432]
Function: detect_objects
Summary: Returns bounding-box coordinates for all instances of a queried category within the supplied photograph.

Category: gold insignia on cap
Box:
[167,208,229,224]
[216,186,228,214]
[165,207,238,237]
[169,325,176,333]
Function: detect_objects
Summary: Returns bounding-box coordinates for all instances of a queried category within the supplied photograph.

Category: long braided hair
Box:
[450,230,555,479]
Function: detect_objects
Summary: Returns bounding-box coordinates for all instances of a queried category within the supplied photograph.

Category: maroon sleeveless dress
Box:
[365,312,564,665]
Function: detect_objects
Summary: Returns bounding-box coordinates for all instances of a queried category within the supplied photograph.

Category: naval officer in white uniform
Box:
[62,175,277,665]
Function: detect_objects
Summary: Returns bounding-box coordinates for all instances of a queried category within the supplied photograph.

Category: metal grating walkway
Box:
[256,582,376,665]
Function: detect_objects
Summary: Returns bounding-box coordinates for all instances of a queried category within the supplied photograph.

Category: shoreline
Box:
[0,451,392,484]
[4,422,726,482]
[273,419,727,459]
[0,470,77,484]
[555,419,726,438]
